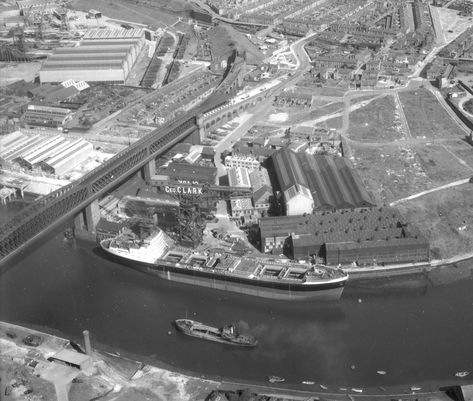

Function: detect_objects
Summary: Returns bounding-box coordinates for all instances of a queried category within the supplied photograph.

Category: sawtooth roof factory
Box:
[39,28,146,84]
[0,131,93,177]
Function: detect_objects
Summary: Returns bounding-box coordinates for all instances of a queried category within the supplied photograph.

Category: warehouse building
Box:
[23,104,74,128]
[270,149,374,215]
[249,168,272,213]
[39,29,145,83]
[16,136,71,169]
[270,148,314,216]
[1,134,49,162]
[259,207,429,266]
[40,139,93,176]
[0,131,93,176]
[228,167,251,188]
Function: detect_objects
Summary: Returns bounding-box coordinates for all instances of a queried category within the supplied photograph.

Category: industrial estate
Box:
[2,0,473,399]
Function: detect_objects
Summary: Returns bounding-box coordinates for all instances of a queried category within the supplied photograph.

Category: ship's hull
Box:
[101,247,346,301]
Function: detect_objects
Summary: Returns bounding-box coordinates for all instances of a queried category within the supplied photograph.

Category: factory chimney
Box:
[83,330,92,356]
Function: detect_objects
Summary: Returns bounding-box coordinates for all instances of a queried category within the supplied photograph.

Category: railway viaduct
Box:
[0,92,236,265]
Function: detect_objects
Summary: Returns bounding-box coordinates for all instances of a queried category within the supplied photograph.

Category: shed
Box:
[48,349,93,371]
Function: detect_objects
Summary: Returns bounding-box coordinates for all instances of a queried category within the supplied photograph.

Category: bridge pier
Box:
[74,199,101,234]
[141,160,155,184]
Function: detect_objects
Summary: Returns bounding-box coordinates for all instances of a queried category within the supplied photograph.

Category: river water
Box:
[1,231,473,388]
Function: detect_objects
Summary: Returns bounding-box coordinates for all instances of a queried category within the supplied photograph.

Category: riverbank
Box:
[0,320,464,401]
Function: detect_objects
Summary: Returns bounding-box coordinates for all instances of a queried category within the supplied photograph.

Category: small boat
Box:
[175,319,257,347]
[268,376,285,383]
[410,386,421,391]
[319,384,328,390]
[302,381,315,385]
[455,371,470,378]
[339,387,347,391]
[377,370,387,375]
[351,388,363,393]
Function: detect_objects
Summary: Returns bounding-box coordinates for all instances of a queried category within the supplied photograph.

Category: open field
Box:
[348,94,406,143]
[0,62,42,87]
[396,184,473,259]
[443,138,473,166]
[70,0,191,28]
[399,88,465,138]
[350,142,473,203]
[309,101,344,119]
[436,5,473,44]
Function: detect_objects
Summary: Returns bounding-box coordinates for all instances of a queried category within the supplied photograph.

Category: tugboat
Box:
[174,319,258,347]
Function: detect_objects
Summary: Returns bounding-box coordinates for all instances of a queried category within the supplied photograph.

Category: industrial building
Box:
[249,168,272,212]
[0,131,93,176]
[227,166,273,223]
[23,104,74,128]
[259,207,430,266]
[39,29,145,83]
[40,139,93,176]
[225,155,261,170]
[166,162,217,185]
[228,167,251,188]
[270,148,314,216]
[270,149,374,215]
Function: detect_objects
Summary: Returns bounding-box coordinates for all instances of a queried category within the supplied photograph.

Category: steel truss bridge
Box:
[0,95,232,263]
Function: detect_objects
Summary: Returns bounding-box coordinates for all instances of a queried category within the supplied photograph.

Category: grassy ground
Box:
[399,88,465,138]
[396,184,473,259]
[70,0,190,28]
[349,94,406,143]
[309,101,344,119]
[350,142,472,203]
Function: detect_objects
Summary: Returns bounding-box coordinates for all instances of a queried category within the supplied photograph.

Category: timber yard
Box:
[2,0,473,400]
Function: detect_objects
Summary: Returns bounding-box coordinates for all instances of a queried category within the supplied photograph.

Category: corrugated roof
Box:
[54,46,133,54]
[41,62,124,71]
[47,53,128,61]
[261,206,425,247]
[272,148,308,193]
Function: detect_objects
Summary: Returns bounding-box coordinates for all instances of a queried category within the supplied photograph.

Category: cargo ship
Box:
[100,228,348,301]
[174,319,258,347]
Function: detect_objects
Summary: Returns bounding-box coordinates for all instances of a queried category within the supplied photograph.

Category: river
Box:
[1,230,473,388]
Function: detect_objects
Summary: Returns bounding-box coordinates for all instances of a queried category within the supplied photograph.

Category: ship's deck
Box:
[160,249,346,283]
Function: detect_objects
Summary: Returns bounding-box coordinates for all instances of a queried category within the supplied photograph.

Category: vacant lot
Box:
[443,138,473,166]
[396,184,473,259]
[399,88,465,138]
[350,142,472,203]
[309,101,344,119]
[349,94,406,142]
[70,0,190,28]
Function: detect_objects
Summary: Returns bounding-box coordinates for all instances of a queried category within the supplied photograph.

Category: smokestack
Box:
[83,330,92,356]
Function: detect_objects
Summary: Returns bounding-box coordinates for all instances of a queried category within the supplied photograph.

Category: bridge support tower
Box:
[142,160,155,184]
[74,199,101,234]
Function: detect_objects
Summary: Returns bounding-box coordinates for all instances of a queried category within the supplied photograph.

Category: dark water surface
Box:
[1,232,473,387]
